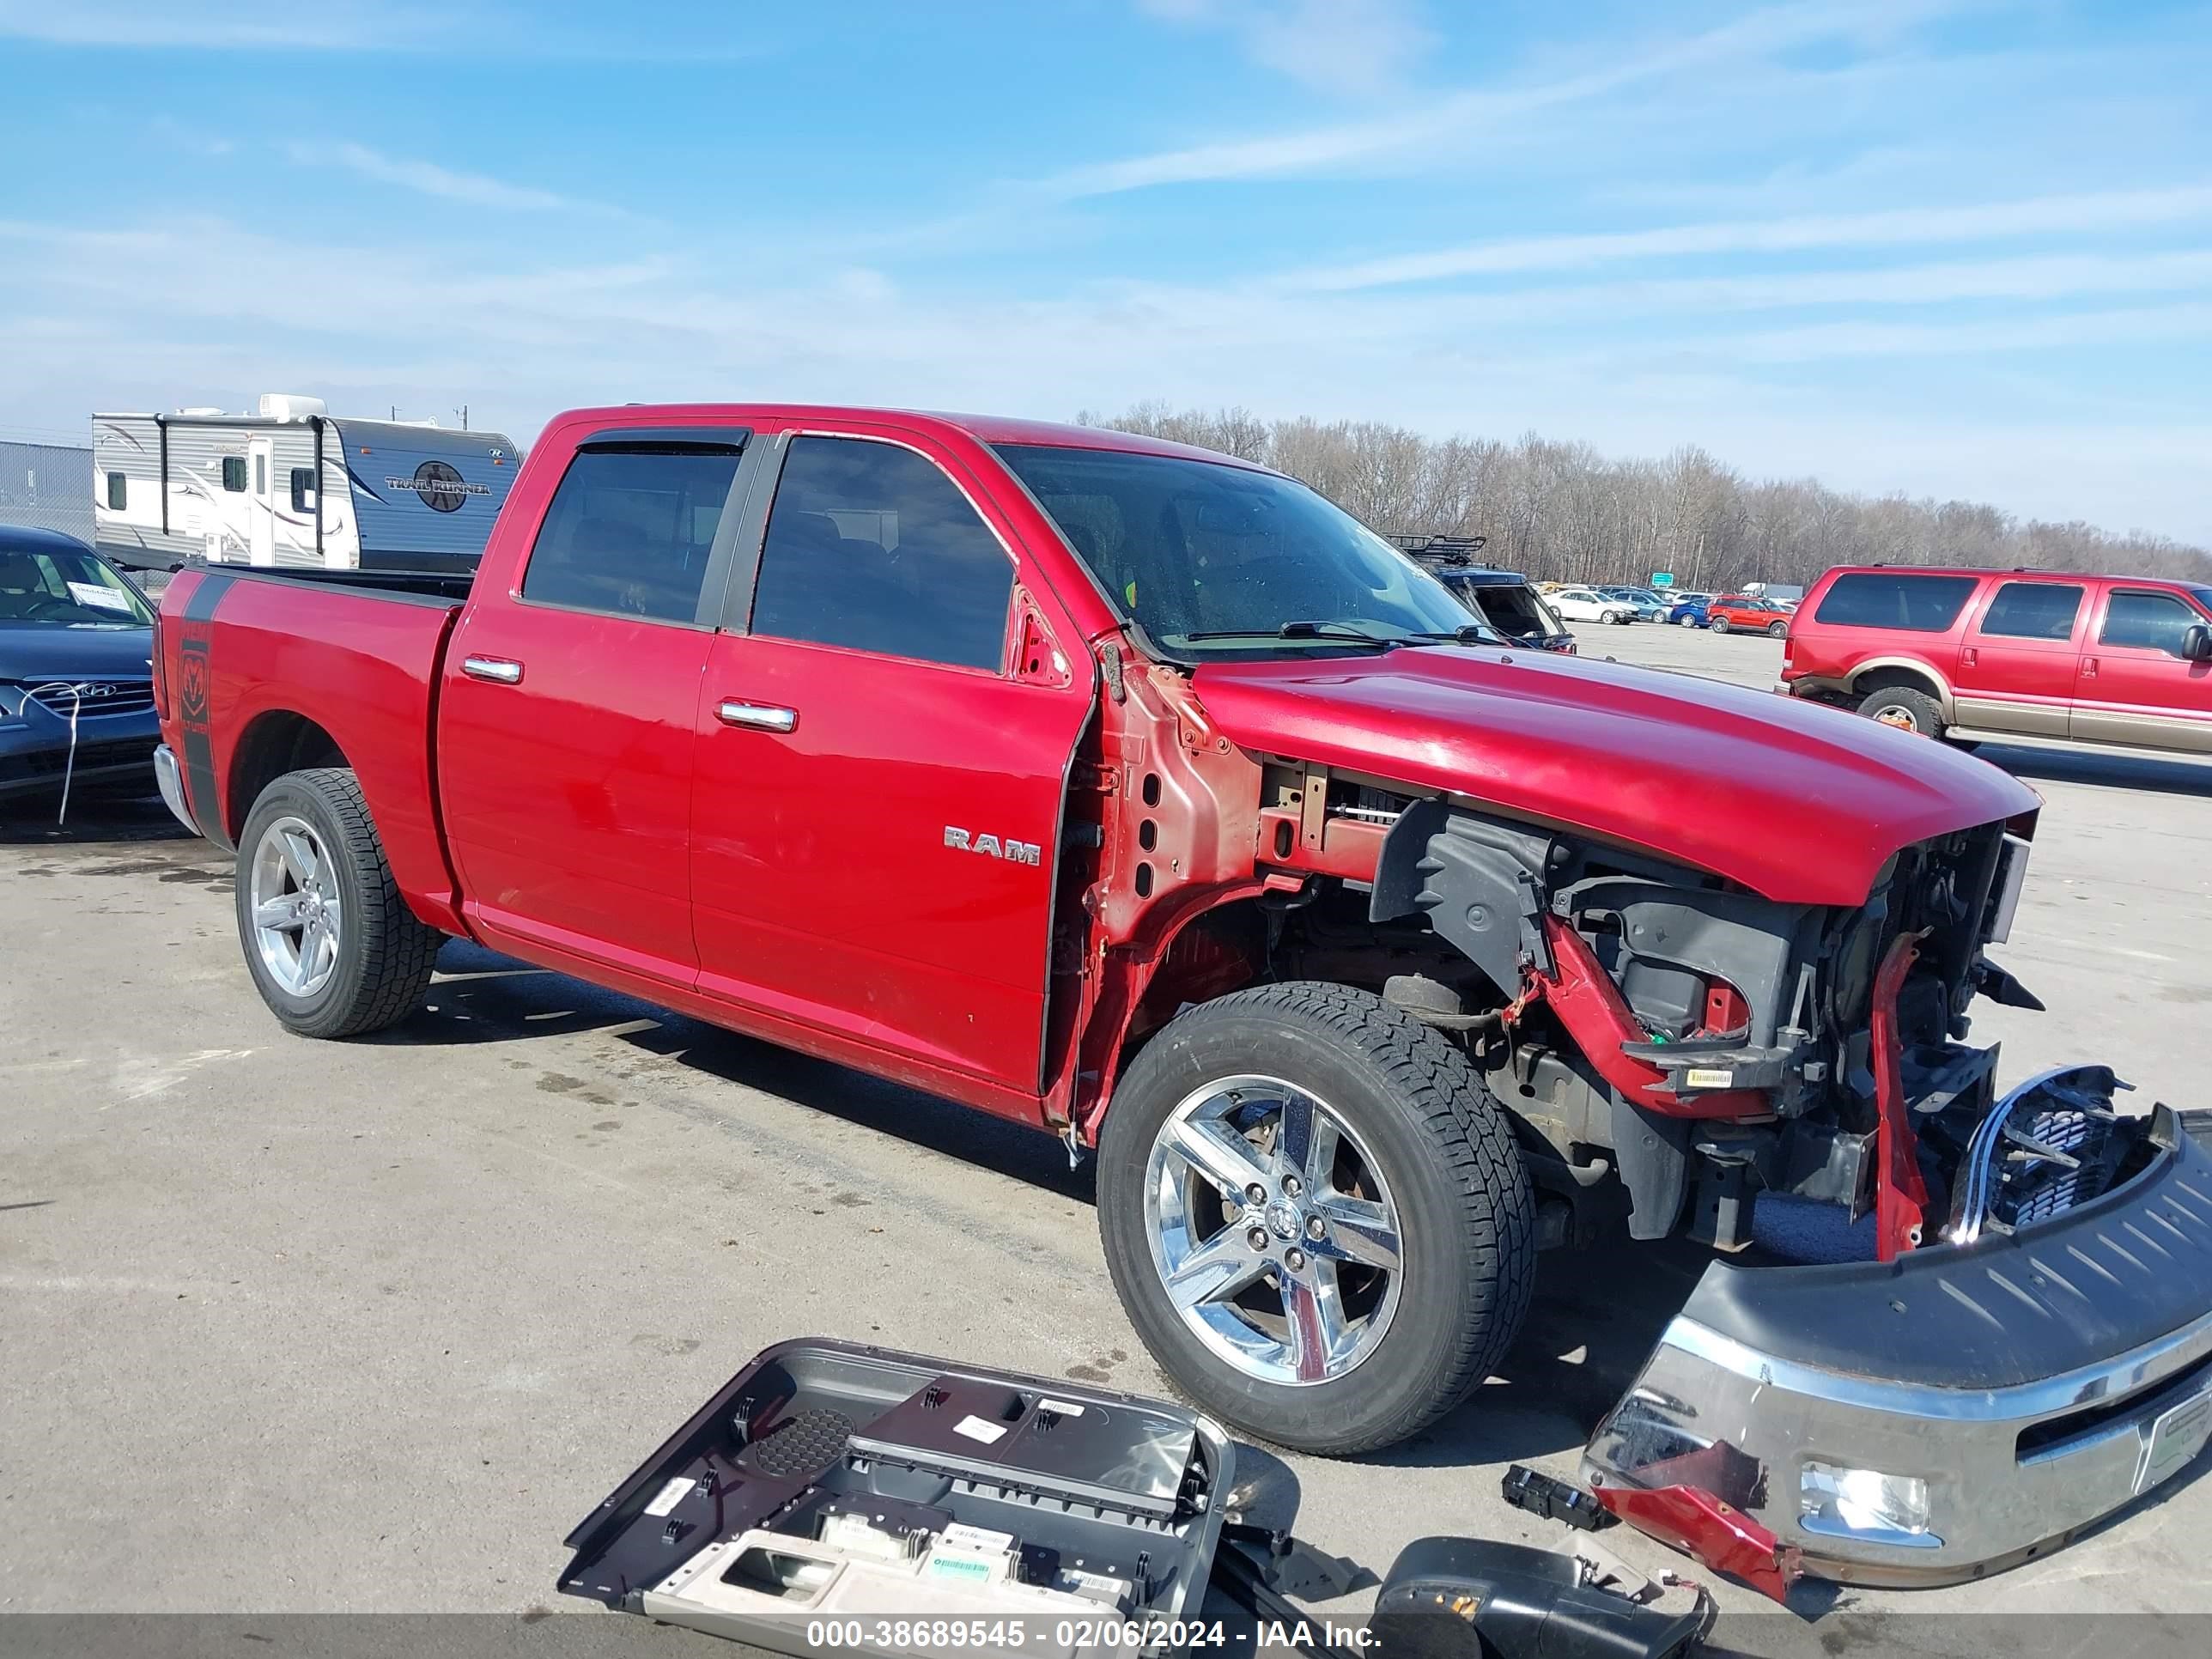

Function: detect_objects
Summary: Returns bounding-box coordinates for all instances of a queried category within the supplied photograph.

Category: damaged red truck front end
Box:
[155,405,2212,1589]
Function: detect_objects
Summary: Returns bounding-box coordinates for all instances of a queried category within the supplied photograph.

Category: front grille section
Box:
[1997,1101,2126,1230]
[1950,1066,2149,1245]
[28,681,156,718]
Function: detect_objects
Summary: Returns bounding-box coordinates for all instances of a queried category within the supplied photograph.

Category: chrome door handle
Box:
[716,700,798,732]
[462,656,523,684]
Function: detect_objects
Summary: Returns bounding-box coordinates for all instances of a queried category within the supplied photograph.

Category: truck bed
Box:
[160,563,468,933]
[180,564,477,603]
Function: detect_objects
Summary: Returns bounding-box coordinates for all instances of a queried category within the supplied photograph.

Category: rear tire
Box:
[1856,684,1947,739]
[1677,612,1698,628]
[1711,616,1732,634]
[235,768,441,1038]
[1096,982,1534,1455]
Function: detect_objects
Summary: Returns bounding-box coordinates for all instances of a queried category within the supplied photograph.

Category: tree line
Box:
[1077,403,2212,592]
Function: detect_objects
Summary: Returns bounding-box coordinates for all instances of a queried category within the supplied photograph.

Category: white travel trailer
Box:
[92,394,521,573]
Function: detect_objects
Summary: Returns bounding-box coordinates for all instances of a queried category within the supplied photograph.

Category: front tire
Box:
[235,768,441,1038]
[1096,983,1534,1455]
[1766,620,1788,637]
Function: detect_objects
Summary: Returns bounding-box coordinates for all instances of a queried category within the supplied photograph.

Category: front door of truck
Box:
[690,428,1093,1099]
[439,436,751,986]
[1953,578,2086,737]
[2072,585,2212,753]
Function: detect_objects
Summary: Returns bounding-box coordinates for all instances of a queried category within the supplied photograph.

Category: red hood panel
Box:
[1193,647,2039,906]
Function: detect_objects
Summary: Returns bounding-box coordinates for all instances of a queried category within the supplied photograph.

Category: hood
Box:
[0,621,155,684]
[1192,647,2039,907]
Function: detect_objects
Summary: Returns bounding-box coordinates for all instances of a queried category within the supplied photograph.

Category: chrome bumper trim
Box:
[153,744,198,836]
[1586,1115,2212,1585]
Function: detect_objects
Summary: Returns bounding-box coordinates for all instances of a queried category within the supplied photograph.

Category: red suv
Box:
[1704,593,1793,635]
[1783,564,2212,751]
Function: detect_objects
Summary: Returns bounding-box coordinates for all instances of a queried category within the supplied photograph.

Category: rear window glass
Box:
[521,447,741,624]
[1462,584,1555,638]
[1813,572,1978,632]
[1978,581,2082,641]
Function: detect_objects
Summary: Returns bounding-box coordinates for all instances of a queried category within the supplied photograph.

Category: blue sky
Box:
[2,0,2209,540]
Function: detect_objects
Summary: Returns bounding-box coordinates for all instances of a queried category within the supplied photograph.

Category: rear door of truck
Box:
[689,422,1095,1103]
[436,428,752,986]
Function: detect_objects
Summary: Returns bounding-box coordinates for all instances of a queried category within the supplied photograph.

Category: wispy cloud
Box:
[287,142,598,214]
[0,0,768,59]
[0,0,455,49]
[1282,183,2212,290]
[9,206,2211,541]
[1035,0,1983,199]
[148,116,236,157]
[1135,0,1435,98]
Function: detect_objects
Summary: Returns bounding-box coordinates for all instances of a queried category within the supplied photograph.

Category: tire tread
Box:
[241,768,441,1038]
[1101,981,1534,1455]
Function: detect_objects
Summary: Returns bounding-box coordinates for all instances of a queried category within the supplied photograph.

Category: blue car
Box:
[0,526,160,811]
[1666,592,1715,627]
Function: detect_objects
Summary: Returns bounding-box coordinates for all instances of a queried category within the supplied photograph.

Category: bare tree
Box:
[1079,403,2212,588]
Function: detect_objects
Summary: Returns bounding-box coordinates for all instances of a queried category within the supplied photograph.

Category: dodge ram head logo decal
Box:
[945,826,1042,866]
[178,643,210,721]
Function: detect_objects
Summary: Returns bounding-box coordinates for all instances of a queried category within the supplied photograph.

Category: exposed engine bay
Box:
[1229,775,2150,1261]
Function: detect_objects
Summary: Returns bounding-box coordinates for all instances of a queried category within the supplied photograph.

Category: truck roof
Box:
[545,404,1274,472]
[1823,562,2209,590]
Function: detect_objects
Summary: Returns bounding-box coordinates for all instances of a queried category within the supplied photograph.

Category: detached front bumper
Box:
[1585,1105,2212,1586]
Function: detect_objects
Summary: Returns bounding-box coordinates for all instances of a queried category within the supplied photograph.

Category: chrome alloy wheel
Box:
[248,814,343,998]
[1142,1074,1404,1386]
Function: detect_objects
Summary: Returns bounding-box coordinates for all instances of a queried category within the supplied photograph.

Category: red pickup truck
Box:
[151,407,2212,1571]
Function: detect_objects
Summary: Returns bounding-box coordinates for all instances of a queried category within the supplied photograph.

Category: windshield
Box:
[994,444,1480,657]
[0,543,152,628]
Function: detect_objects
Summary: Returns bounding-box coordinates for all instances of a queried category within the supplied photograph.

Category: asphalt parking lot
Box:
[4,622,2209,1647]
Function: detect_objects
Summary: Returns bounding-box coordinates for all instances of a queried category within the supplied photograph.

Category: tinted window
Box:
[106,471,127,510]
[2100,589,2201,653]
[1978,581,2081,641]
[1813,572,1978,631]
[290,467,317,514]
[253,453,267,495]
[521,447,741,623]
[221,456,246,492]
[751,437,1013,672]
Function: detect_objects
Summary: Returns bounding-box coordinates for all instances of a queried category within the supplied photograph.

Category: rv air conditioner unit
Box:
[258,393,330,422]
